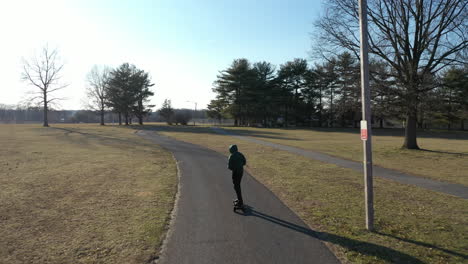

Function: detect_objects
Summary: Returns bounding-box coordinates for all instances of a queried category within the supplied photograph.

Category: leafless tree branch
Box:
[85,65,111,125]
[313,0,467,149]
[21,44,67,126]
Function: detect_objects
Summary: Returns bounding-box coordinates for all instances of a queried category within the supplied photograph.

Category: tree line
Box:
[85,63,154,126]
[0,105,213,124]
[209,55,467,130]
[0,107,119,124]
[208,0,467,149]
[20,45,155,127]
[157,99,207,125]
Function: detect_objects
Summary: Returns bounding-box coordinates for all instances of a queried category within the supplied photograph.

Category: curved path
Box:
[137,130,340,264]
[211,127,468,200]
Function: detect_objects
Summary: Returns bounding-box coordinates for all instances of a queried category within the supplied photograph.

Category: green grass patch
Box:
[150,124,468,264]
[0,124,177,264]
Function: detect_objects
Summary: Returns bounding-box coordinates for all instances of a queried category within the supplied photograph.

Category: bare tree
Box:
[86,65,110,125]
[21,45,67,127]
[315,0,467,149]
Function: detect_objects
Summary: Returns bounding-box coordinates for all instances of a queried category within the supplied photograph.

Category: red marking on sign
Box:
[361,129,368,140]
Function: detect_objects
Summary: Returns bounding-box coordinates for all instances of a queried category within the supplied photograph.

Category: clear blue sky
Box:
[0,0,324,109]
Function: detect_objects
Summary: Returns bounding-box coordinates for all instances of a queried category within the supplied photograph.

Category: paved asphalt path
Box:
[137,130,340,264]
[211,127,468,200]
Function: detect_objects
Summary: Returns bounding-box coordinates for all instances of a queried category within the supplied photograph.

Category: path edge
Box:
[138,130,182,264]
[154,154,181,264]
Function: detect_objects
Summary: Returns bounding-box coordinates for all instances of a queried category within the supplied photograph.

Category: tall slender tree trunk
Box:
[448,89,453,130]
[284,104,288,128]
[294,88,299,126]
[100,102,105,126]
[125,112,129,125]
[379,94,384,129]
[43,90,49,127]
[341,92,347,128]
[329,90,334,128]
[118,112,122,125]
[318,87,323,127]
[235,88,241,127]
[138,100,143,125]
[318,108,322,127]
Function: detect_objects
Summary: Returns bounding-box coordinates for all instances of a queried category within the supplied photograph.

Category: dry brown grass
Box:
[151,124,468,264]
[221,127,468,186]
[0,124,177,264]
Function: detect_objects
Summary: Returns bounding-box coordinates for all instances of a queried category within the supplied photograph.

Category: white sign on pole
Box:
[361,120,368,140]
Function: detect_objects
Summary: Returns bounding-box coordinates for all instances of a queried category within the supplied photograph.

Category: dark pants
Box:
[232,169,244,204]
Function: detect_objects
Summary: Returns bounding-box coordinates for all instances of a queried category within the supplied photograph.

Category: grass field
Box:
[0,124,177,264]
[149,124,468,264]
[219,127,468,186]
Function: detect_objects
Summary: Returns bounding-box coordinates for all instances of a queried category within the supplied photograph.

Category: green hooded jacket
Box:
[228,145,246,171]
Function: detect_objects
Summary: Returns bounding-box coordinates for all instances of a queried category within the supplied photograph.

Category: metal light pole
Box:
[359,0,374,231]
[186,101,197,126]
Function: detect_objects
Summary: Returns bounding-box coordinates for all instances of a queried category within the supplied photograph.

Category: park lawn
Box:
[153,124,468,264]
[0,124,177,264]
[220,126,468,186]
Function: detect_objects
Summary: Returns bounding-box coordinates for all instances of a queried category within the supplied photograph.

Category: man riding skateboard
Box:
[228,144,246,209]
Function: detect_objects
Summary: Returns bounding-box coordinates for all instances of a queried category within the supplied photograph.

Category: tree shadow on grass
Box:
[236,205,427,264]
[129,124,212,134]
[219,126,468,140]
[374,232,468,260]
[114,123,468,143]
[131,124,300,141]
[213,126,468,155]
[223,128,301,141]
[49,127,155,149]
[419,148,468,156]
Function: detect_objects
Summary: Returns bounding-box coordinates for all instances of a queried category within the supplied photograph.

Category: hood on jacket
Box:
[229,144,238,154]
